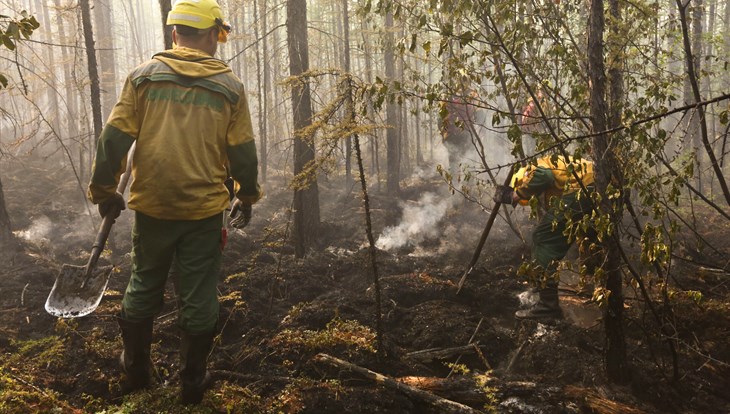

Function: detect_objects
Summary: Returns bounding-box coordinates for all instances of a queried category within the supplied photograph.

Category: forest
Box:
[0,0,729,412]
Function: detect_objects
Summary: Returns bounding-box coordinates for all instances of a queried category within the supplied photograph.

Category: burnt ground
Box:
[1,157,729,414]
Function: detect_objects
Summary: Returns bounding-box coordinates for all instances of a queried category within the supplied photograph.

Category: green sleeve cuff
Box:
[227,140,262,203]
[519,166,554,198]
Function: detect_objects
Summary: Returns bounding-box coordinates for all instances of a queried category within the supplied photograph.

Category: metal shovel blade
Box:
[45,264,114,318]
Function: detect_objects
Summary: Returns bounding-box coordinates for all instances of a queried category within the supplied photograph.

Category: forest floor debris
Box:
[1,159,729,413]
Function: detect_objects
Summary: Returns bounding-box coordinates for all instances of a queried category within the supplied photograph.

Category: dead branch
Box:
[210,369,292,384]
[448,318,486,377]
[407,344,483,363]
[313,353,485,414]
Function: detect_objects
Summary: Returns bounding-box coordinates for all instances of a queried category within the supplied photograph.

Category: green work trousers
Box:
[121,211,224,334]
[532,190,593,274]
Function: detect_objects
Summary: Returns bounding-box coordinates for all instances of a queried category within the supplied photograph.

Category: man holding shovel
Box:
[87,0,262,404]
[494,155,594,320]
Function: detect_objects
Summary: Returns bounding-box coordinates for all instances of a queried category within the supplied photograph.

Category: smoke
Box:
[376,192,454,251]
[14,215,52,244]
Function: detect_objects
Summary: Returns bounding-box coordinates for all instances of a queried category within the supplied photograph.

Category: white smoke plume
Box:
[14,215,52,244]
[376,192,454,251]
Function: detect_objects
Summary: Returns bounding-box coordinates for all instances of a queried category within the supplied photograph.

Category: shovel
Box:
[45,144,135,318]
[456,169,517,295]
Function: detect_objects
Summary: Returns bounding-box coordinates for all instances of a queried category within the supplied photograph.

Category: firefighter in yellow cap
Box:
[87,0,262,404]
[494,155,594,320]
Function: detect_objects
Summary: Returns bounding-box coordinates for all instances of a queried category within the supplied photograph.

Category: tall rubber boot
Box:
[180,330,215,405]
[117,316,154,393]
[515,282,563,320]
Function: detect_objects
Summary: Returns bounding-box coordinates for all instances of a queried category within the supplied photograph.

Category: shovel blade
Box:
[45,264,114,318]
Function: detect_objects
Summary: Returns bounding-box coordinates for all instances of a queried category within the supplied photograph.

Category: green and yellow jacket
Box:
[510,156,594,205]
[88,47,262,220]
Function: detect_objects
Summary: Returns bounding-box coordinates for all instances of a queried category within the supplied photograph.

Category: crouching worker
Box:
[494,155,594,320]
[87,0,262,404]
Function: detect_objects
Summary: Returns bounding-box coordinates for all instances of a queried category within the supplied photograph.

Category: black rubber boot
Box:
[515,283,563,321]
[180,330,215,405]
[117,316,154,393]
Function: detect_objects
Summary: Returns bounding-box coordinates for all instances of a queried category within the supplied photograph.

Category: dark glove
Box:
[493,185,516,205]
[98,192,126,219]
[229,199,252,229]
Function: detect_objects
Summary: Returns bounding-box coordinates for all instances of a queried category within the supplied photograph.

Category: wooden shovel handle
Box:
[456,169,516,295]
[83,143,136,278]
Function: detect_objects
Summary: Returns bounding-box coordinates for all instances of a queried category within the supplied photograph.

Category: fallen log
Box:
[564,386,648,414]
[395,376,488,405]
[313,353,485,414]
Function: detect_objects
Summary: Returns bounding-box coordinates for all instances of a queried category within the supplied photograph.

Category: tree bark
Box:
[94,0,118,121]
[0,177,14,250]
[287,0,320,258]
[588,0,629,383]
[384,12,400,195]
[79,0,103,150]
[36,0,61,135]
[342,0,353,188]
[253,0,267,183]
[260,0,270,182]
[159,0,173,50]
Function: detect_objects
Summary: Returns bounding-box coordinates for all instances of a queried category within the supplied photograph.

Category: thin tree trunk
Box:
[253,0,266,184]
[0,177,15,251]
[53,0,79,168]
[384,12,400,195]
[361,19,377,177]
[79,0,103,146]
[37,0,61,135]
[94,0,118,121]
[589,0,629,383]
[287,0,320,257]
[260,0,270,182]
[677,0,730,205]
[159,0,173,50]
[342,0,353,188]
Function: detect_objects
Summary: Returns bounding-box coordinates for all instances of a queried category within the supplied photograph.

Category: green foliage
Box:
[0,11,39,89]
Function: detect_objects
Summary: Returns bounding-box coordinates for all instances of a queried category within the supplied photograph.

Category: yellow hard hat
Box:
[167,0,231,43]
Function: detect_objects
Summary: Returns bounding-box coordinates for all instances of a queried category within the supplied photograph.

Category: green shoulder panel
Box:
[129,60,243,105]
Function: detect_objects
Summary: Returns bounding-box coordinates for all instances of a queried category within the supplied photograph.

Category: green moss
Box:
[271,318,377,356]
[8,336,67,370]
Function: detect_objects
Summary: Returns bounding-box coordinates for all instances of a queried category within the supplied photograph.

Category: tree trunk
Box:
[361,19,377,177]
[342,0,353,188]
[0,177,15,251]
[36,0,61,136]
[159,0,173,50]
[287,0,320,258]
[677,0,730,205]
[384,12,400,195]
[260,0,270,182]
[94,0,118,121]
[588,0,629,383]
[253,0,266,184]
[54,0,80,172]
[79,0,103,149]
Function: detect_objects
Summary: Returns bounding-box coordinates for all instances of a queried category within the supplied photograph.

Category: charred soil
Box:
[1,159,729,414]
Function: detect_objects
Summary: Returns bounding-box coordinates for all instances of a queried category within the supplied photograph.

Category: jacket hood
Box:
[153,46,231,78]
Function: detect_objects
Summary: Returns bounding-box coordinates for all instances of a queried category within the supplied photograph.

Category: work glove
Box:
[493,185,517,206]
[98,192,126,219]
[229,199,252,229]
